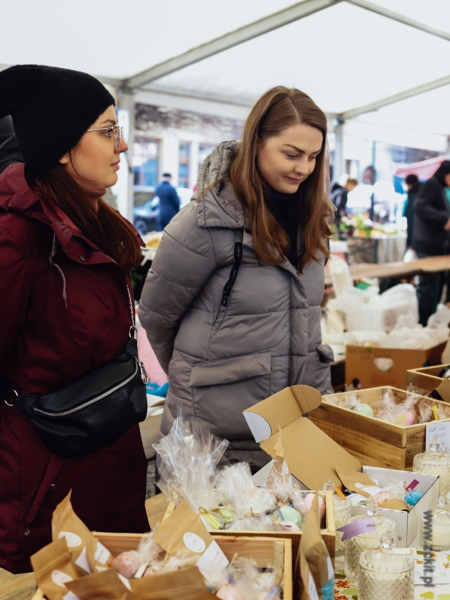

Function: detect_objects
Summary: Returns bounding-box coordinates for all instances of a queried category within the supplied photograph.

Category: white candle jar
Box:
[422,496,450,551]
[413,438,450,498]
[358,547,414,600]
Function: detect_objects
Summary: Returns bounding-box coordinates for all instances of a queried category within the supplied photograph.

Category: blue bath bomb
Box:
[405,490,424,506]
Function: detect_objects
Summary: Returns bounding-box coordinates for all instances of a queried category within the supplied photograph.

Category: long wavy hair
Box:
[228,86,333,271]
[29,161,142,274]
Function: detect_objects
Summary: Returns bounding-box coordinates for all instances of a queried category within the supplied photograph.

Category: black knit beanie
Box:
[0,64,115,174]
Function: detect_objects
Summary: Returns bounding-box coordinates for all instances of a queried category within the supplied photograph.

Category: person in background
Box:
[139,86,334,473]
[413,161,450,326]
[155,172,180,231]
[330,174,357,223]
[0,115,23,174]
[402,173,421,251]
[0,64,149,574]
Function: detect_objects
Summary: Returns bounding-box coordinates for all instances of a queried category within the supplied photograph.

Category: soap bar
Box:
[272,506,301,527]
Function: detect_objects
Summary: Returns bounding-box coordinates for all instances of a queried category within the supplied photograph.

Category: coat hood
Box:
[0,162,89,249]
[194,141,246,230]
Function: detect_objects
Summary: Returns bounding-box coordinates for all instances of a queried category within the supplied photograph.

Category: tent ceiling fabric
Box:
[1,0,450,135]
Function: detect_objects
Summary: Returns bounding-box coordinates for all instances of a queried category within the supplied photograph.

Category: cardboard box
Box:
[309,386,450,470]
[406,364,450,398]
[243,385,361,490]
[351,466,439,547]
[37,534,293,600]
[346,342,446,389]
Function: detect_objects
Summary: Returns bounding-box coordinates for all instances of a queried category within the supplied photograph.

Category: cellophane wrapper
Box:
[153,416,229,511]
[214,557,282,600]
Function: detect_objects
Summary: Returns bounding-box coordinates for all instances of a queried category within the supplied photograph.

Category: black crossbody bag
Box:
[3,285,149,458]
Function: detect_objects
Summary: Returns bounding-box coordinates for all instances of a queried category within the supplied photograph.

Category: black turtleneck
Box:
[267,185,299,268]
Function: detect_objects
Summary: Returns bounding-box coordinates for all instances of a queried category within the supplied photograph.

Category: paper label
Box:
[308,574,320,600]
[94,541,111,565]
[74,546,90,573]
[346,493,368,506]
[327,555,334,580]
[406,479,419,491]
[337,517,376,541]
[196,540,229,579]
[183,532,206,554]
[63,593,80,600]
[426,421,450,451]
[354,483,384,496]
[118,574,132,589]
[51,569,73,587]
[95,566,108,572]
[58,531,82,548]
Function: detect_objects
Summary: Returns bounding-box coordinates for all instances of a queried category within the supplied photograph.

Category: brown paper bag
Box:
[66,569,135,599]
[299,492,323,592]
[31,536,81,600]
[335,468,378,499]
[52,492,114,574]
[151,500,229,580]
[131,566,215,600]
[296,544,319,600]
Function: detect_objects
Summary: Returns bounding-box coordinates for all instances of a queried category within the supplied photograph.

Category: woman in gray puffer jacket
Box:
[139,86,335,471]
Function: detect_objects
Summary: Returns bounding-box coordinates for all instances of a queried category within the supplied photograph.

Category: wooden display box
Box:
[346,343,446,389]
[309,386,450,470]
[212,490,336,570]
[406,364,448,396]
[35,534,292,600]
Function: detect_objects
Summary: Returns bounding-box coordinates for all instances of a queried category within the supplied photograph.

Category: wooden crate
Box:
[406,364,448,395]
[212,490,335,569]
[309,386,450,471]
[35,534,292,600]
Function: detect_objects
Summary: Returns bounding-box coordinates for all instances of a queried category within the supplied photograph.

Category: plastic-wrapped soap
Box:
[355,403,374,417]
[302,493,326,520]
[272,506,301,527]
[113,551,140,579]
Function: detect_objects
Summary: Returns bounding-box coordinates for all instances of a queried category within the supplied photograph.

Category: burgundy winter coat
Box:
[0,163,149,574]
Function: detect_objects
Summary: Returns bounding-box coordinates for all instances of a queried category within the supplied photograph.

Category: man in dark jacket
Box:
[155,173,180,231]
[0,116,23,174]
[403,173,421,249]
[413,161,450,325]
[330,175,357,224]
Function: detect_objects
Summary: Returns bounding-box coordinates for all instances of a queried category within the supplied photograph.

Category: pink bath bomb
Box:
[216,585,245,600]
[275,521,301,532]
[374,491,398,506]
[302,494,326,519]
[113,551,140,579]
[405,409,417,426]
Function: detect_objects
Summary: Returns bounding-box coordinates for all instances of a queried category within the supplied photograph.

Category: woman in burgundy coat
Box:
[0,65,149,573]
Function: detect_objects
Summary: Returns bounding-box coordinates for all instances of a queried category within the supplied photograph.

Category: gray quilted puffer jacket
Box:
[138,141,333,470]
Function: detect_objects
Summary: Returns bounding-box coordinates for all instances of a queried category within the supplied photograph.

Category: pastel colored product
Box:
[302,494,326,520]
[272,506,302,527]
[216,584,245,600]
[373,491,398,506]
[405,490,424,506]
[113,551,140,579]
[355,403,374,417]
[404,409,417,426]
[275,520,301,532]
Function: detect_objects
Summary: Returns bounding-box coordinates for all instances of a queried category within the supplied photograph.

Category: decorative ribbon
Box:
[337,517,376,541]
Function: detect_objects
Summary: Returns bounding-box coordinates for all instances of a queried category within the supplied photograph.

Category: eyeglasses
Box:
[86,125,124,149]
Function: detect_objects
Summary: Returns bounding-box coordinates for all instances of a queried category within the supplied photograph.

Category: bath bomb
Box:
[355,403,374,417]
[405,490,424,507]
[217,585,245,600]
[113,551,140,579]
[272,506,302,527]
[374,491,398,506]
[302,494,326,520]
[404,409,417,426]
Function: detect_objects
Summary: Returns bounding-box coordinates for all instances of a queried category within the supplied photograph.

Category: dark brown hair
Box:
[229,86,333,271]
[31,163,142,273]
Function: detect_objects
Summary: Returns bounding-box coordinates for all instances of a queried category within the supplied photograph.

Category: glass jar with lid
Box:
[413,437,450,497]
[422,496,450,551]
[343,499,397,582]
[358,535,414,600]
[323,478,352,556]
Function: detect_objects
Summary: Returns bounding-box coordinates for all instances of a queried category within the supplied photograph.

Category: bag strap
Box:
[126,282,138,339]
[220,230,244,308]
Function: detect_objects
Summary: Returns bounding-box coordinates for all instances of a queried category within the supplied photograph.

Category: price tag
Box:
[425,421,450,451]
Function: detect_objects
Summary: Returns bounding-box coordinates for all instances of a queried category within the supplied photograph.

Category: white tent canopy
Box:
[2,0,450,216]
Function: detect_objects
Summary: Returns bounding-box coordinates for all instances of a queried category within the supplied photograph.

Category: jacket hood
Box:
[0,162,97,250]
[194,141,246,230]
